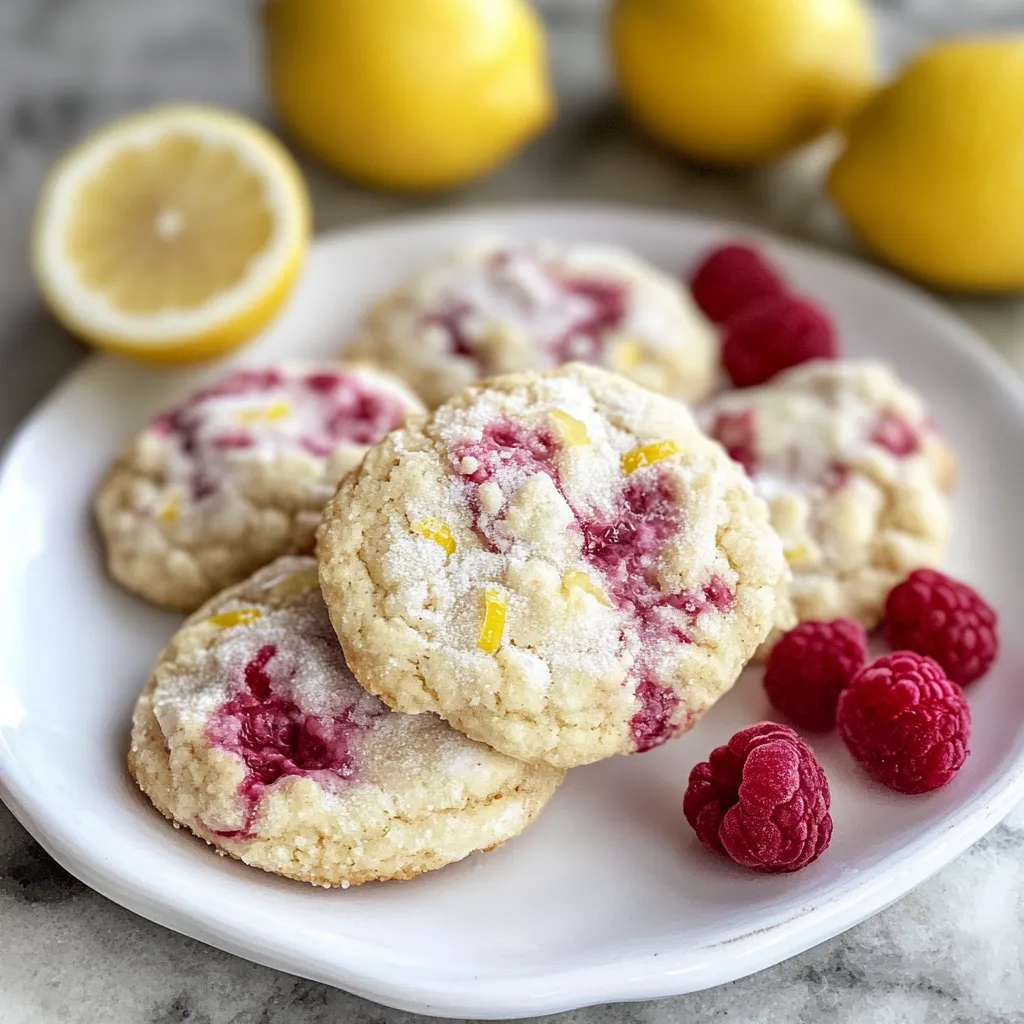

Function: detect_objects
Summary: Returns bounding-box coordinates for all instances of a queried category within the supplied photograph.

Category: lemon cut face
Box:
[32,105,310,362]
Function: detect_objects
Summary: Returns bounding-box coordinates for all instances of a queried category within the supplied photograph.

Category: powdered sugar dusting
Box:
[142,363,416,521]
[700,359,950,627]
[154,558,538,839]
[702,360,938,498]
[348,240,716,406]
[390,369,742,752]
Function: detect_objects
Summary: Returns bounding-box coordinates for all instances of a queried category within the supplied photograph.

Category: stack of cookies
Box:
[101,240,953,888]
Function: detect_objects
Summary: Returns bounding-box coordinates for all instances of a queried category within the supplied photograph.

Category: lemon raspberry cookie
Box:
[345,240,716,407]
[700,359,954,645]
[128,557,562,886]
[318,363,790,769]
[95,363,423,611]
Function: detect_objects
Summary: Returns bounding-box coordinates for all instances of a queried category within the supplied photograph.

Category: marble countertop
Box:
[2,2,1024,1022]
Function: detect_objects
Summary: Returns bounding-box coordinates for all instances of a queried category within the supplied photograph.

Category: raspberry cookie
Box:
[95,364,423,611]
[318,364,790,769]
[346,240,716,407]
[700,360,954,645]
[128,557,562,887]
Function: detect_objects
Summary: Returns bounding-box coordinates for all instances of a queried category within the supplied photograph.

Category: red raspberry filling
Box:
[707,407,856,495]
[690,243,787,325]
[454,420,560,487]
[425,303,483,366]
[708,409,757,476]
[837,652,971,794]
[823,463,851,492]
[684,722,833,873]
[425,260,627,369]
[871,413,921,457]
[211,433,255,451]
[883,569,998,686]
[631,678,682,753]
[313,373,407,450]
[581,474,679,609]
[206,643,371,838]
[451,419,734,753]
[149,368,408,496]
[550,277,628,363]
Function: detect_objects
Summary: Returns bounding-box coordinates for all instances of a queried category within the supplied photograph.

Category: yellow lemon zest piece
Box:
[477,588,507,654]
[236,399,290,424]
[206,607,262,629]
[157,493,181,523]
[549,409,590,447]
[621,440,681,475]
[562,569,611,606]
[411,518,456,557]
[784,545,809,563]
[612,339,643,371]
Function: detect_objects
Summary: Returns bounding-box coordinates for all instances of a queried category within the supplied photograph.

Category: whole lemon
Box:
[263,0,554,192]
[610,0,874,166]
[829,39,1024,292]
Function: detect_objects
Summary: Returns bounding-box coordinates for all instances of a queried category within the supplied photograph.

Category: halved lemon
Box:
[32,105,310,363]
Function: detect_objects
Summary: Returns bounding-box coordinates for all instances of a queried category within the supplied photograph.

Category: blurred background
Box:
[5,0,1024,439]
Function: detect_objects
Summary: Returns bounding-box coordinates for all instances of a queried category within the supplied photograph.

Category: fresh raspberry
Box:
[683,722,832,873]
[883,569,998,686]
[690,244,787,324]
[837,652,971,794]
[722,295,838,388]
[763,620,868,731]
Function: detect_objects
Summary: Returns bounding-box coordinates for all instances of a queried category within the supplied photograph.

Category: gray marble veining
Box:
[3,2,1024,1023]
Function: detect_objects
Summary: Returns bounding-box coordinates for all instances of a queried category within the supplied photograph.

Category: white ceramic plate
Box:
[2,206,1023,1019]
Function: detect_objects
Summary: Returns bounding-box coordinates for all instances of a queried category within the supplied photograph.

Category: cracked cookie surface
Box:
[95,363,423,611]
[128,557,562,887]
[700,359,954,649]
[345,240,717,407]
[318,364,790,769]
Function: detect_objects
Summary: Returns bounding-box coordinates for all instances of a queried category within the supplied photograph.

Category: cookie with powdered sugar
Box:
[95,363,423,611]
[345,240,717,407]
[700,359,954,647]
[317,363,790,770]
[128,557,563,887]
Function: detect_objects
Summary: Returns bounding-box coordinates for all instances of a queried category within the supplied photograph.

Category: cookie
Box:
[95,364,423,611]
[128,557,563,887]
[700,359,954,645]
[345,240,716,407]
[318,363,790,769]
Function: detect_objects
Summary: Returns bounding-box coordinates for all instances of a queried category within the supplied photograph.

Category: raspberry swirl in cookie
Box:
[318,364,789,769]
[700,359,954,649]
[129,557,562,886]
[95,363,423,611]
[346,241,716,407]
